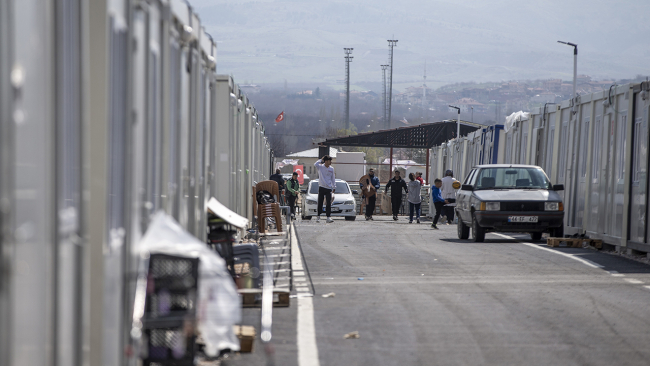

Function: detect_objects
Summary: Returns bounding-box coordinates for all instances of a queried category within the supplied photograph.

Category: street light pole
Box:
[449,105,461,139]
[557,40,577,98]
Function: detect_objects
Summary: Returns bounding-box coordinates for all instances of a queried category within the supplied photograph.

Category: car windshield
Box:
[474,167,552,190]
[309,181,350,194]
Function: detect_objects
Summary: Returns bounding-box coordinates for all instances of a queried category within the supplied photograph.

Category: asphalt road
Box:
[231,215,650,366]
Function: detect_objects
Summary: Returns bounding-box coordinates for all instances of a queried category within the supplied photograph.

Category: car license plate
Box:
[508,216,538,223]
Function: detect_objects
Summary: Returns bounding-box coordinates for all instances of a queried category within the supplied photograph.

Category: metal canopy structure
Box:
[319,121,483,149]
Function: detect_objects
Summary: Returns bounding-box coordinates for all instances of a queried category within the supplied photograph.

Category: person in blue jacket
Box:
[430,178,449,229]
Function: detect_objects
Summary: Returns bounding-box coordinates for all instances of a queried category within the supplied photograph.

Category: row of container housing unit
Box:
[0,0,273,366]
[429,82,650,252]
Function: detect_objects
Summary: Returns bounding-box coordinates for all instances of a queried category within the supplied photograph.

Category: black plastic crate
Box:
[143,327,196,365]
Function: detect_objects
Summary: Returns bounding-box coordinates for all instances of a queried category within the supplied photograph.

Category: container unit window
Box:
[505,135,512,163]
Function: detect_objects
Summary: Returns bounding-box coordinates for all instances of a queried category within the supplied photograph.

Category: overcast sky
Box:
[192,0,650,88]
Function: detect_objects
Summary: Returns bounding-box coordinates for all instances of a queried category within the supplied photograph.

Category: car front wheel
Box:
[457,215,470,240]
[472,214,485,242]
[530,232,543,241]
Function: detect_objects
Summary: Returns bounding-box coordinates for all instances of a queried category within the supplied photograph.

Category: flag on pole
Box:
[275,111,285,123]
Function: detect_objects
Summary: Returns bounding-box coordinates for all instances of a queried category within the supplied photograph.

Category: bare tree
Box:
[268,134,288,157]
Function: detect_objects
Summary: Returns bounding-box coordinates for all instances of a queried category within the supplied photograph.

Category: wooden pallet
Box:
[547,237,603,249]
[234,325,256,353]
[238,288,290,308]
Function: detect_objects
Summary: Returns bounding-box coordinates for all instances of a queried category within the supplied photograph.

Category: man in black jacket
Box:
[385,170,408,221]
[269,169,286,205]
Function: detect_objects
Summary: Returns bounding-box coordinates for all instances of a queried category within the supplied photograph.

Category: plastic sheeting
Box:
[504,111,530,133]
[134,212,241,355]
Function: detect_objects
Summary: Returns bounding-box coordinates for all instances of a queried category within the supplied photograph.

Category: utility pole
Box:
[381,64,389,129]
[557,40,577,99]
[344,48,353,130]
[449,105,461,139]
[387,39,398,129]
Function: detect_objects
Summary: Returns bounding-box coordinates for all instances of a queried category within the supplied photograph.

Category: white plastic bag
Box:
[134,212,241,355]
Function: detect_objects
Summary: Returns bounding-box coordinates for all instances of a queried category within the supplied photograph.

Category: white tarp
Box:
[504,111,530,133]
[134,212,241,356]
[382,158,418,170]
[207,197,249,229]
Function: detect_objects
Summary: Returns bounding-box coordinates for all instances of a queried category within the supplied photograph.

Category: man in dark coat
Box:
[385,170,408,221]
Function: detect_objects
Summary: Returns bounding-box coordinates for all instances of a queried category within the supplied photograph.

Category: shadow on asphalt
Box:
[439,238,519,244]
[512,241,650,274]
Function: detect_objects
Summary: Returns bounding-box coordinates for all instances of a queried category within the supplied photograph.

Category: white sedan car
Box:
[301,179,357,221]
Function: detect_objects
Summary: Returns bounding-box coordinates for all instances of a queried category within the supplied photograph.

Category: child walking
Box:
[430,178,448,229]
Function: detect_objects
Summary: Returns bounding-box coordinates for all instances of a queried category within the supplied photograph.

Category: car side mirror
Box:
[553,184,564,191]
[461,184,474,191]
[300,189,307,194]
[352,190,358,195]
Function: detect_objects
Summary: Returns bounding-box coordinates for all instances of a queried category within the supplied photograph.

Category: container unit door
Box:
[573,106,590,229]
[177,41,191,229]
[54,0,84,364]
[642,91,650,243]
[146,7,163,219]
[194,68,209,240]
[185,46,201,235]
[543,112,556,179]
[589,111,603,234]
[565,107,582,231]
[612,95,629,239]
[520,122,528,165]
[166,34,182,221]
[0,0,10,360]
[556,110,571,223]
[505,132,513,164]
[104,11,132,366]
[630,91,649,244]
[532,126,543,167]
[11,0,57,361]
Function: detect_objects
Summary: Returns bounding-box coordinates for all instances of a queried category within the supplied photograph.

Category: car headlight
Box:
[545,202,563,211]
[345,200,354,205]
[306,199,317,205]
[479,202,500,211]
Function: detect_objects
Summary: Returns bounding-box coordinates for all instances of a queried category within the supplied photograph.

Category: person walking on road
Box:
[431,178,448,229]
[385,170,408,221]
[269,169,285,204]
[285,171,300,220]
[314,155,336,223]
[441,169,458,225]
[407,173,422,224]
[360,168,380,220]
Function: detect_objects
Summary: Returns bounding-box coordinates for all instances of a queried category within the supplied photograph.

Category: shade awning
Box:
[319,121,484,149]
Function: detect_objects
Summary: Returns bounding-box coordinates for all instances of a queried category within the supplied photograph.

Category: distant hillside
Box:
[193,0,650,86]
